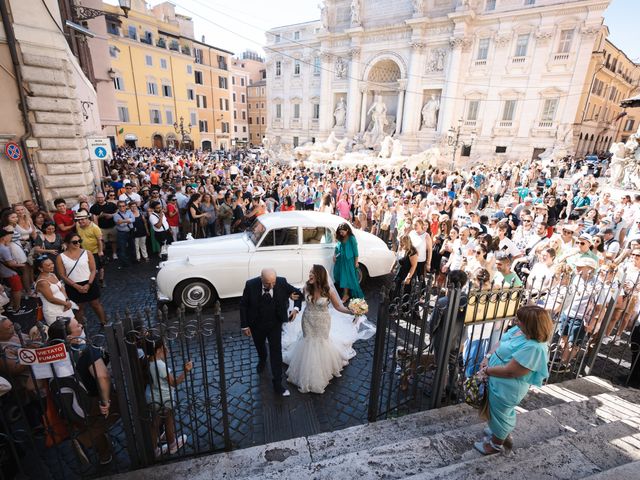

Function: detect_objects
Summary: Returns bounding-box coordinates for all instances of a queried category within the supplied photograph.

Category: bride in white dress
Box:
[284,265,375,394]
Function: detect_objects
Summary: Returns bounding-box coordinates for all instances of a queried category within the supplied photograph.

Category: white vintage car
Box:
[156,211,396,308]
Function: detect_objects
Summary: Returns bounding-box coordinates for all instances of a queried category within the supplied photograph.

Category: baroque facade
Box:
[103,0,234,150]
[573,28,640,157]
[266,0,611,163]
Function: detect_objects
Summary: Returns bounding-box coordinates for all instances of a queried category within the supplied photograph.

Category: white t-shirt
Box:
[149,212,169,233]
[119,192,142,205]
[409,231,428,263]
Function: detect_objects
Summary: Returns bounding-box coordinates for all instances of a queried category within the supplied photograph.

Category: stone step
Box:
[107,377,636,480]
[582,460,640,479]
[242,385,640,479]
[409,416,640,480]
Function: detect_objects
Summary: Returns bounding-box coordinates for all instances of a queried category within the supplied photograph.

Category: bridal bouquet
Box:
[348,298,369,317]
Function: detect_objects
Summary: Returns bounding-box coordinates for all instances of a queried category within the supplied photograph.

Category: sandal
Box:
[473,439,504,456]
[483,431,513,450]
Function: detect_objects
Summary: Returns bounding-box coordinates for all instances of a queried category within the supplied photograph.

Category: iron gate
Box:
[367,269,640,422]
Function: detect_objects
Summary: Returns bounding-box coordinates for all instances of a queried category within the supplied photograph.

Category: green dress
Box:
[487,326,549,439]
[333,235,364,299]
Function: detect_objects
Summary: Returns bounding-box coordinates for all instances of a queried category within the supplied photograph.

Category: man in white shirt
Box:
[118,182,142,206]
[602,228,621,261]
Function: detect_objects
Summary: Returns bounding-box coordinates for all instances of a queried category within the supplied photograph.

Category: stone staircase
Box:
[112,376,640,480]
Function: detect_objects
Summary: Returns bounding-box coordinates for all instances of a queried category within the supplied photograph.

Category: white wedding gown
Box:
[283,297,376,394]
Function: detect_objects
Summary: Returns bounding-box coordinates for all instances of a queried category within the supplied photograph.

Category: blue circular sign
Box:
[5,142,22,161]
[94,146,107,159]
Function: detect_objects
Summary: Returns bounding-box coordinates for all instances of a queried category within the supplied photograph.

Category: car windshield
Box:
[246,219,266,246]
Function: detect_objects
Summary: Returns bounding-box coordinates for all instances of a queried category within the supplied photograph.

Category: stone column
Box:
[319,50,334,137]
[359,85,369,133]
[438,37,469,133]
[401,42,428,135]
[346,47,362,137]
[396,81,407,134]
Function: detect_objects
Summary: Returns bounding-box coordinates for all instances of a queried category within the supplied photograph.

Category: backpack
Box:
[48,376,92,424]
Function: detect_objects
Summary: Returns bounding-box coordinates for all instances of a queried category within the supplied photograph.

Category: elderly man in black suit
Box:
[240,268,302,396]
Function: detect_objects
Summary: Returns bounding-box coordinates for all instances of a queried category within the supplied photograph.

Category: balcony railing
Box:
[553,53,570,61]
[537,121,553,128]
[498,120,513,128]
[474,59,487,66]
[511,56,526,64]
[464,119,477,127]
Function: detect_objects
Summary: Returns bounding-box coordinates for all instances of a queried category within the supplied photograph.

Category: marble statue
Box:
[319,3,328,29]
[334,97,346,127]
[335,58,347,79]
[434,49,446,71]
[335,137,349,156]
[391,138,403,158]
[421,94,440,129]
[412,0,424,15]
[378,136,393,158]
[608,142,626,186]
[350,0,361,26]
[367,95,388,145]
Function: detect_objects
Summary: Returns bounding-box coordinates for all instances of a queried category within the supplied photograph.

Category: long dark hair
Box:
[336,222,354,240]
[305,264,330,303]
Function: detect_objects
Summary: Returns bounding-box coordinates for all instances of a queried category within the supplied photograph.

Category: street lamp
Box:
[447,119,476,171]
[173,117,192,150]
[72,0,130,21]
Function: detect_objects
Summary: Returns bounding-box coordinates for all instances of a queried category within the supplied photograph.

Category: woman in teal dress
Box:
[476,305,552,455]
[333,223,364,303]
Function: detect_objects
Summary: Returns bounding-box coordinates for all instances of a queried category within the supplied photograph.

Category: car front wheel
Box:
[175,279,216,309]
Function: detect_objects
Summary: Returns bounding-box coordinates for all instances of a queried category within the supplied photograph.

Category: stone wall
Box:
[20,53,95,205]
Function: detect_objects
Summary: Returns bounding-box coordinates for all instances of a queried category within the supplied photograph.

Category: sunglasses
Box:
[70,239,83,245]
[522,220,531,223]
[632,254,640,258]
[578,241,589,246]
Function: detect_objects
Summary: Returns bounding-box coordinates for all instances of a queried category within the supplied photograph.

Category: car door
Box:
[300,226,336,281]
[248,226,303,285]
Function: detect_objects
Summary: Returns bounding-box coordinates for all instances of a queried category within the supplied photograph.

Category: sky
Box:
[106,0,639,62]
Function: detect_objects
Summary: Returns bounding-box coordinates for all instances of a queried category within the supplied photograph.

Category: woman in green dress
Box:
[476,305,552,455]
[333,223,364,303]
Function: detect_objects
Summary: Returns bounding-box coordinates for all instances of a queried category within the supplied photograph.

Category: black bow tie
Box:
[262,288,271,298]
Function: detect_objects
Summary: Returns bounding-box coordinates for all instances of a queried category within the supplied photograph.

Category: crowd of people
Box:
[0,144,638,465]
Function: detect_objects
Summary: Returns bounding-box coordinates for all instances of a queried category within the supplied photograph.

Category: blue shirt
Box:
[114,210,135,232]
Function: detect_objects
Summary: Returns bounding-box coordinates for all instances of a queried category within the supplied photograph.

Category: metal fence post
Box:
[104,320,142,469]
[430,286,462,410]
[368,286,389,422]
[113,318,155,466]
[213,301,232,450]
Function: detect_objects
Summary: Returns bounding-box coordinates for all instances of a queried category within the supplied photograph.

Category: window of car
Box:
[247,220,266,245]
[258,227,299,247]
[302,227,334,245]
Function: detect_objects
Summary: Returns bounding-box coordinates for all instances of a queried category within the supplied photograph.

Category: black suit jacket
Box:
[239,276,303,330]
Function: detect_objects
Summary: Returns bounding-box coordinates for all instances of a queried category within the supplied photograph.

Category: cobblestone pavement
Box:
[79,257,387,476]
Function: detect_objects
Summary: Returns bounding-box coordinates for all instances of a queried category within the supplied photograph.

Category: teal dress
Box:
[333,235,364,299]
[487,326,549,439]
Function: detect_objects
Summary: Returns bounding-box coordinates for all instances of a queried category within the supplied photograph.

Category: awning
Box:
[106,15,122,24]
[124,134,138,141]
[621,94,640,108]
